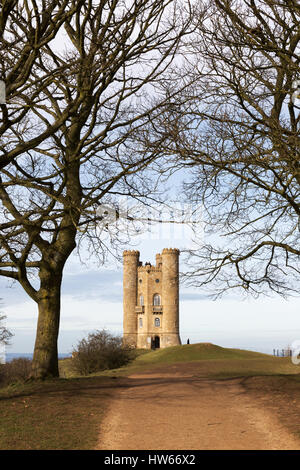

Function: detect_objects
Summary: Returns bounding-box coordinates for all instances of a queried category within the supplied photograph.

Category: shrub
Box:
[71,330,135,375]
[0,358,32,388]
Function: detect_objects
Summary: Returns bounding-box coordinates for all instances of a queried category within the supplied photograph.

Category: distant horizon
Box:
[2,352,71,363]
[2,343,284,357]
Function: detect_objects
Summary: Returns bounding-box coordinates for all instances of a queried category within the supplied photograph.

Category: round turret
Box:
[123,250,140,257]
[123,250,140,347]
[161,248,181,347]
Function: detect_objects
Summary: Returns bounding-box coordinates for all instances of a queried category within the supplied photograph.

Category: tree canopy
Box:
[140,0,300,297]
[0,0,193,378]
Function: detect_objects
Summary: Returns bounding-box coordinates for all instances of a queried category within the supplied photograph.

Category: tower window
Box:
[153,294,161,306]
[155,317,160,327]
[139,318,143,328]
[139,294,144,306]
[155,278,159,283]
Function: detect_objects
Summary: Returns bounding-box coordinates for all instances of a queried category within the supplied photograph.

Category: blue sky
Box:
[1,222,299,356]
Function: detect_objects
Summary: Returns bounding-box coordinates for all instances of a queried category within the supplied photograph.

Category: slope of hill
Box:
[134,342,271,365]
[108,342,298,379]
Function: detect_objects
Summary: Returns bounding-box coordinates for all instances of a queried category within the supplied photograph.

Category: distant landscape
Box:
[3,347,282,363]
[4,353,71,362]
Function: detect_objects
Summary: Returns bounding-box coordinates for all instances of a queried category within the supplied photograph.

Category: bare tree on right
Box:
[143,0,300,298]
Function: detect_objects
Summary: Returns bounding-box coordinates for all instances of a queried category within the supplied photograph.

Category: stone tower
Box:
[123,248,181,349]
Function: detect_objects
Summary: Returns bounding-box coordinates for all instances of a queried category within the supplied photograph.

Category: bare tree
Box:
[0,315,13,345]
[140,0,300,298]
[0,1,88,170]
[0,299,13,346]
[0,0,193,378]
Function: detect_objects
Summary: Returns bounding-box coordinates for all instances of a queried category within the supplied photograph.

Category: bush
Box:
[71,330,135,375]
[0,358,32,388]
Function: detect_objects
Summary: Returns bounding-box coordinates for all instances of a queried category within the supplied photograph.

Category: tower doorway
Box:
[154,336,160,349]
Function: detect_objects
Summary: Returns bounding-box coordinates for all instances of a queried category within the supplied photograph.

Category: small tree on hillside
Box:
[71,330,134,375]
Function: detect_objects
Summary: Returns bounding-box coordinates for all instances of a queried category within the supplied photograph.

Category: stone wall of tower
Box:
[123,250,139,347]
[161,248,181,348]
[123,248,181,350]
[136,264,163,349]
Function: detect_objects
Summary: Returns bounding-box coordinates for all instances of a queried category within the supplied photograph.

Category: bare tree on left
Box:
[0,0,86,170]
[0,0,194,378]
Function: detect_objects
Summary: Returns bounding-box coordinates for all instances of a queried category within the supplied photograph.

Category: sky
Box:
[0,213,299,357]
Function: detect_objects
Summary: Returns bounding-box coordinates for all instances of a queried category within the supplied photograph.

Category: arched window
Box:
[155,317,160,327]
[153,294,161,306]
[139,294,144,306]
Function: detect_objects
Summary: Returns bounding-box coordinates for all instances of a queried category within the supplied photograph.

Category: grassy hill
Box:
[75,342,299,379]
[134,342,270,364]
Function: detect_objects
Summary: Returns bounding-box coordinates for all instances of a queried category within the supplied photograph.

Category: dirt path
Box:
[96,370,300,450]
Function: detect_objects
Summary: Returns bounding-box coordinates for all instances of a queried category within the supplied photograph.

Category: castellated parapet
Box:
[123,248,181,349]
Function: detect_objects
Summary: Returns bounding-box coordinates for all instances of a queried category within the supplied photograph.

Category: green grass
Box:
[98,342,300,378]
[134,342,270,364]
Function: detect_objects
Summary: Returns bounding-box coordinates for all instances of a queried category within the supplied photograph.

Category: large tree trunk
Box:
[30,162,79,379]
[31,270,62,379]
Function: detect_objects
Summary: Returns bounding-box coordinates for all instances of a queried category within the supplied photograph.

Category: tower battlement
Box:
[123,250,140,257]
[137,265,161,272]
[123,248,181,350]
[162,248,180,254]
